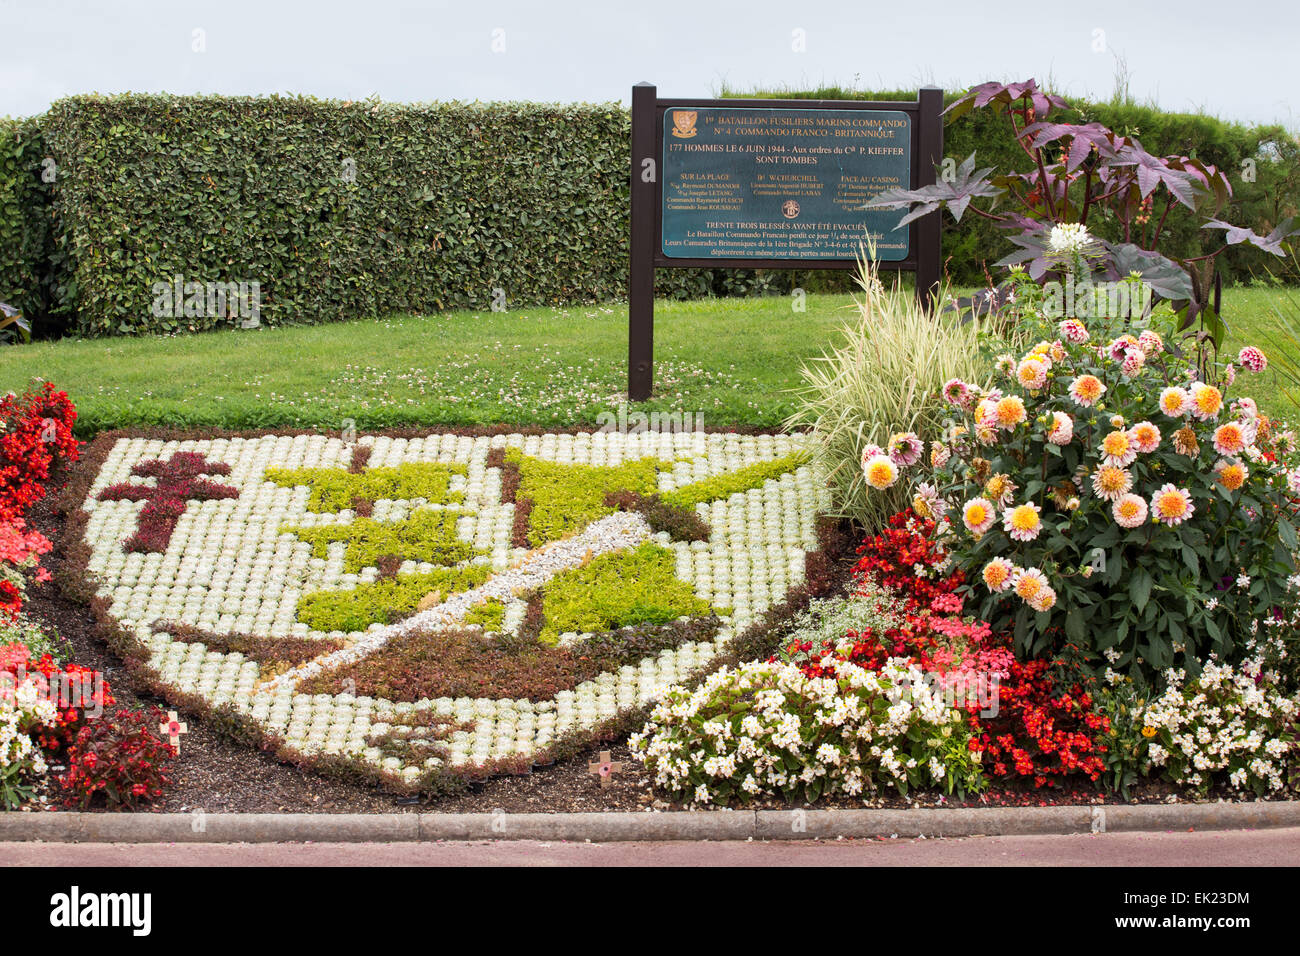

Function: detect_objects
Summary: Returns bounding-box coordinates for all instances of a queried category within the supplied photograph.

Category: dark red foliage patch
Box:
[349,444,373,474]
[97,451,239,553]
[300,616,720,703]
[151,621,345,669]
[603,489,710,542]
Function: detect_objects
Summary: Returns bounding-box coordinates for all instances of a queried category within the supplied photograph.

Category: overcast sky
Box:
[2,0,1296,130]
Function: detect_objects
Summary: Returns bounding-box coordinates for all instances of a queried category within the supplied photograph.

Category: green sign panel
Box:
[660,107,912,261]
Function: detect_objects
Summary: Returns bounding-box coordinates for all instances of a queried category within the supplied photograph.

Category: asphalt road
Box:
[4,826,1299,865]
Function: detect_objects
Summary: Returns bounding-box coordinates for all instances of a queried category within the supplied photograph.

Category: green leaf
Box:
[1130,567,1153,613]
[1064,609,1086,642]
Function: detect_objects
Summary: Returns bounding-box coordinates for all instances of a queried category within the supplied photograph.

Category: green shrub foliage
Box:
[731,86,1300,288]
[2,90,1294,336]
[35,95,636,336]
[0,117,58,328]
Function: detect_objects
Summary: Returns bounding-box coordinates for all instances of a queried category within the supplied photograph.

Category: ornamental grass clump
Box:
[863,273,1300,678]
[787,252,989,533]
[630,657,985,805]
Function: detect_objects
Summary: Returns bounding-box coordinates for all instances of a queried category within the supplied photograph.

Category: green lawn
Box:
[1213,285,1300,420]
[1,295,862,435]
[2,287,1297,436]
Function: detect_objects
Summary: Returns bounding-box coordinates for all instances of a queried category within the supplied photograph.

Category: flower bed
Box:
[862,287,1300,677]
[67,428,829,791]
[633,507,1300,804]
[2,382,183,810]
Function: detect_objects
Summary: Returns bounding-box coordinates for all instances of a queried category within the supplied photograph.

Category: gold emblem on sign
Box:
[782,199,801,219]
[670,110,698,138]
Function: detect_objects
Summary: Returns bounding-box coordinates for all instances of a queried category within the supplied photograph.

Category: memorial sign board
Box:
[628,84,943,400]
[661,107,912,261]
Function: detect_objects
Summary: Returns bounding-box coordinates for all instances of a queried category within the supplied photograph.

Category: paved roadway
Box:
[4,826,1299,865]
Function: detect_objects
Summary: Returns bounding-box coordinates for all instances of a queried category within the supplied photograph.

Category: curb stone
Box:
[1,802,1298,843]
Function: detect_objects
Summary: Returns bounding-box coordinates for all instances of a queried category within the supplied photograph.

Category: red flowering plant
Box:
[0,641,114,752]
[962,651,1111,788]
[0,518,53,618]
[852,509,965,610]
[59,705,175,810]
[0,381,79,523]
[787,507,1113,789]
[0,382,76,613]
[831,509,1012,682]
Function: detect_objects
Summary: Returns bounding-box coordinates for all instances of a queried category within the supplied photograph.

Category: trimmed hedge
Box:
[2,90,1295,337]
[732,86,1300,288]
[0,117,57,325]
[37,95,635,336]
[10,94,783,337]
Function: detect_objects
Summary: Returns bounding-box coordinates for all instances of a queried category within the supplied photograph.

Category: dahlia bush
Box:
[865,285,1300,677]
[629,657,985,805]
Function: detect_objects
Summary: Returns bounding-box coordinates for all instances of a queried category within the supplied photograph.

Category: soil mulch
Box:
[18,462,1283,815]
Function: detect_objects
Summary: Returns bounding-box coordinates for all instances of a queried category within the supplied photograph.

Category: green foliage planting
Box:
[463,598,506,632]
[538,541,714,644]
[659,452,810,509]
[729,84,1300,287]
[296,565,492,632]
[265,462,464,512]
[507,449,665,546]
[34,95,630,336]
[283,509,481,573]
[0,118,56,330]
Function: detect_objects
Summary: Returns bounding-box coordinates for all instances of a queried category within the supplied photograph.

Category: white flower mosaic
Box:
[79,430,829,786]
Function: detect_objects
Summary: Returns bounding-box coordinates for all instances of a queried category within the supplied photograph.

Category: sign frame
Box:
[628,83,944,400]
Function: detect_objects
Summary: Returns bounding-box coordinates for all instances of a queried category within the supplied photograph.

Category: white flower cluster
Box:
[1047,222,1093,254]
[1,673,58,786]
[83,430,827,783]
[630,657,978,805]
[1139,659,1300,793]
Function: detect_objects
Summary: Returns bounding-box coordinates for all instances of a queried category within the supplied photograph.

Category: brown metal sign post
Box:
[628,83,944,401]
